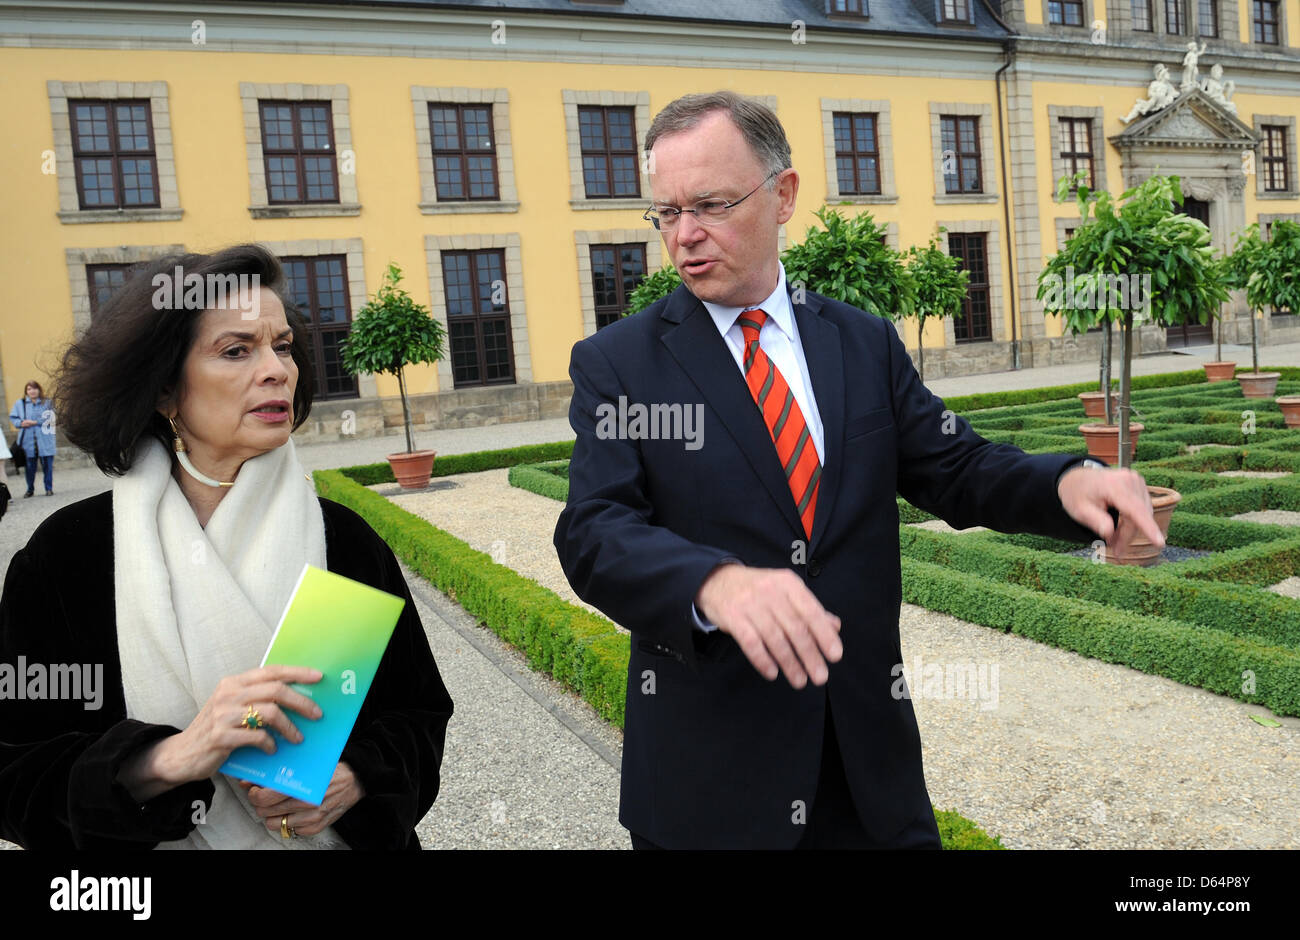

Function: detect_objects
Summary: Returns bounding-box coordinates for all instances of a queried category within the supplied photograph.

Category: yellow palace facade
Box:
[2,0,1299,445]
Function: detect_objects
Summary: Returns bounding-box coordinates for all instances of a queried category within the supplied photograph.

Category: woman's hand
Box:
[117,665,323,802]
[20,419,36,428]
[240,763,366,837]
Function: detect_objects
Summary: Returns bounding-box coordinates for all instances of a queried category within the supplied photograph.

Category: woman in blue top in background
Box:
[10,380,57,497]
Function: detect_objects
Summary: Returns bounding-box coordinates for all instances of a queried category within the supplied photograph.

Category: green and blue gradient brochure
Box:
[219,563,404,805]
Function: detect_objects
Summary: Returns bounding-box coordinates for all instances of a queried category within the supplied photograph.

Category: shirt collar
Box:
[700,264,793,341]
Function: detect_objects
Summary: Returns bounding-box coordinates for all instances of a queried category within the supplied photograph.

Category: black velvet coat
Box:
[0,491,453,849]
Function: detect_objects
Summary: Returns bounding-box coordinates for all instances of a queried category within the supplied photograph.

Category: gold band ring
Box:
[281,815,296,839]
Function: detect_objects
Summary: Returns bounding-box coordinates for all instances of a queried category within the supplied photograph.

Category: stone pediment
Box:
[1111,90,1258,152]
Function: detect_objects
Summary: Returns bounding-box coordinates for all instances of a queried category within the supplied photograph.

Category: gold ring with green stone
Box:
[241,706,265,730]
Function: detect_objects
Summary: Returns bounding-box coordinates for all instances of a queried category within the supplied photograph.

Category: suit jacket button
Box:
[808,562,822,577]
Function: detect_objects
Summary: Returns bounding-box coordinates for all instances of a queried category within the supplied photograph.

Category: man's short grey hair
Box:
[645,91,792,190]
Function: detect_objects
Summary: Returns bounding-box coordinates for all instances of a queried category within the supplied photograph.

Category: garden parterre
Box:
[507,377,1300,719]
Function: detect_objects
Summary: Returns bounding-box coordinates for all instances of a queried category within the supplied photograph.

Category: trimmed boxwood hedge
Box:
[336,440,576,485]
[507,460,570,502]
[901,556,1300,717]
[899,526,1300,649]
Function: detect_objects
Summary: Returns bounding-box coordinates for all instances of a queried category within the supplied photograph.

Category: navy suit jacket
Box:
[554,282,1101,849]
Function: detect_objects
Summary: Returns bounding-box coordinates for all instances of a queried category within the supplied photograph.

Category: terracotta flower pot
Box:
[1078,422,1144,463]
[1277,396,1300,428]
[1078,391,1121,418]
[1104,485,1181,567]
[1238,372,1281,398]
[1202,361,1236,382]
[387,449,437,489]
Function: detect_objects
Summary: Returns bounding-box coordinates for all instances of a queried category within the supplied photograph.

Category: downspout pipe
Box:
[983,0,1021,369]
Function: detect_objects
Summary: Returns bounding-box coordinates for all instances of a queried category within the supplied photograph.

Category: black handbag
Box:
[12,428,25,471]
[0,480,9,520]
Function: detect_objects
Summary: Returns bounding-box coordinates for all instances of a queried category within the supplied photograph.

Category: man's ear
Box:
[775,168,800,225]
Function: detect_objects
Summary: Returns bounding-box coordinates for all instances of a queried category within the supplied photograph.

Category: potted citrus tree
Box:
[902,229,968,384]
[1223,223,1284,398]
[1040,175,1227,565]
[340,262,447,489]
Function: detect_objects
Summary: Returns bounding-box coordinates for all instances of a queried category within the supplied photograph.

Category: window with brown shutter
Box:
[578,106,640,199]
[430,104,499,201]
[71,100,160,210]
[442,250,516,387]
[281,255,358,399]
[259,101,339,204]
[949,233,992,343]
[591,244,647,330]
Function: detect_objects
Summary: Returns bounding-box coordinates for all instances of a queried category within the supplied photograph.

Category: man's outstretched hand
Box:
[1058,463,1166,559]
[695,564,842,689]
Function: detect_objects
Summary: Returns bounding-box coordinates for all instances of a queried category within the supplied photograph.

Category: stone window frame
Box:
[820,98,897,205]
[48,80,182,224]
[424,233,532,387]
[256,238,376,398]
[562,90,651,210]
[66,243,183,335]
[1253,114,1299,199]
[929,102,999,204]
[1259,210,1300,234]
[240,82,360,219]
[1250,0,1287,46]
[574,229,663,338]
[412,86,519,215]
[1054,215,1083,252]
[936,219,1006,346]
[1048,105,1109,202]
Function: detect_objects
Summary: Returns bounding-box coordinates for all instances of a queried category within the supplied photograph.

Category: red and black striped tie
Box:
[737,309,820,537]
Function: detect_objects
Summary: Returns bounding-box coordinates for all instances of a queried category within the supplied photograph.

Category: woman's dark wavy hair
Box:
[56,244,314,475]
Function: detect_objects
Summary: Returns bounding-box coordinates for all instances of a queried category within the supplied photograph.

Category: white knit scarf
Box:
[113,435,346,849]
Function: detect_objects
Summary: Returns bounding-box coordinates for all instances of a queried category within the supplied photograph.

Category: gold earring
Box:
[168,414,186,454]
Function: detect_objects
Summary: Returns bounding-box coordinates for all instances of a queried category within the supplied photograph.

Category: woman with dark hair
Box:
[0,244,453,849]
[9,379,57,496]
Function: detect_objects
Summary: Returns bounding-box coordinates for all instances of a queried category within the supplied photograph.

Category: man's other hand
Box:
[695,564,842,689]
[1058,464,1166,559]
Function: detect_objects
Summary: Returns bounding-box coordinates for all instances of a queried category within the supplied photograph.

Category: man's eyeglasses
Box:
[643,170,780,231]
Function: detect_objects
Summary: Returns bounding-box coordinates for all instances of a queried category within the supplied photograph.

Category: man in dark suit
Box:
[553,91,1164,850]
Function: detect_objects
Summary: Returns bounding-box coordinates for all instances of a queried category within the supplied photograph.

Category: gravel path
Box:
[386,468,1300,849]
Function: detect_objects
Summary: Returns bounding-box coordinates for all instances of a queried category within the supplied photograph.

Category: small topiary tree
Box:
[781,206,915,320]
[340,262,447,454]
[903,230,968,384]
[1039,174,1228,469]
[1224,220,1300,374]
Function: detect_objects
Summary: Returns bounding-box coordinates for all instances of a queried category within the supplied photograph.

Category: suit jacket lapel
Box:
[660,287,803,536]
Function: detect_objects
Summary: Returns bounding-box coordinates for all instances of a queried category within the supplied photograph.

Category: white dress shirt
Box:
[691,262,825,631]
